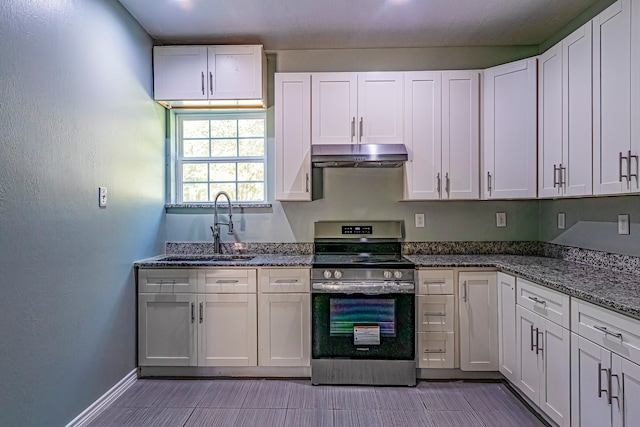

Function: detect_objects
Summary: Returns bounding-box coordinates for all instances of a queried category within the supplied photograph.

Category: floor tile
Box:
[87,407,139,426]
[287,381,334,409]
[233,408,287,427]
[374,386,425,411]
[475,409,546,427]
[284,408,334,427]
[125,407,193,426]
[333,385,378,410]
[150,380,211,408]
[333,409,383,427]
[416,381,473,411]
[112,380,165,408]
[426,410,486,427]
[456,382,523,412]
[378,410,434,427]
[241,379,292,408]
[197,379,253,408]
[183,408,240,427]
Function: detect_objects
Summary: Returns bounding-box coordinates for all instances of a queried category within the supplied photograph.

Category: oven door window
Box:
[312,293,414,360]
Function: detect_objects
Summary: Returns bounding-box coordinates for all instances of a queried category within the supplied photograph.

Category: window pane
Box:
[183,139,209,157]
[183,183,209,201]
[211,139,237,157]
[183,163,208,182]
[238,183,264,201]
[238,119,264,137]
[210,163,236,181]
[183,121,209,138]
[239,139,264,157]
[210,120,237,138]
[210,183,236,200]
[238,162,264,181]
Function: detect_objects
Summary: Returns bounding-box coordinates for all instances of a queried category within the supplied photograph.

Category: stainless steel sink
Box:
[158,254,255,262]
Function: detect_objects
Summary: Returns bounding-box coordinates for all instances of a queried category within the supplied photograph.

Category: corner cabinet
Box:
[274,73,312,201]
[483,58,537,199]
[153,45,266,103]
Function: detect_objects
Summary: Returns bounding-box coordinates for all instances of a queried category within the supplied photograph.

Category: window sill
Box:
[165,203,273,214]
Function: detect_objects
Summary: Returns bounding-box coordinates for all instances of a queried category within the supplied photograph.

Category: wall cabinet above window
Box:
[153,45,266,107]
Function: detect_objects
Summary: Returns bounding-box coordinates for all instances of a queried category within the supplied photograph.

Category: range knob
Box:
[383,270,393,279]
[334,270,343,279]
[323,270,332,279]
[394,270,403,279]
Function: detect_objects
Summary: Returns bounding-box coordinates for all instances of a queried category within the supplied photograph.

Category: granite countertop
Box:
[134,254,314,268]
[407,254,640,321]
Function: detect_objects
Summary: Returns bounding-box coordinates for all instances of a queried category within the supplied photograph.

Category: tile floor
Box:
[88,379,547,427]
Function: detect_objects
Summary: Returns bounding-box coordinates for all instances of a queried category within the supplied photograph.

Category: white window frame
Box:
[175,111,267,204]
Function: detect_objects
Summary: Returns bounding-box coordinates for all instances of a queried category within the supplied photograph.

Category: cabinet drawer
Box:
[572,299,640,365]
[417,295,454,332]
[260,268,310,293]
[138,268,199,293]
[198,269,257,293]
[417,332,455,368]
[417,269,454,295]
[517,278,569,329]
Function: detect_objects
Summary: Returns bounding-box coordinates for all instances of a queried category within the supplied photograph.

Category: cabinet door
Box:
[497,273,517,383]
[563,22,593,197]
[403,72,442,200]
[207,45,263,100]
[153,46,208,100]
[459,272,498,371]
[258,293,310,367]
[540,319,571,427]
[274,73,311,201]
[612,354,640,427]
[198,294,257,366]
[357,72,404,144]
[483,58,537,199]
[515,305,540,403]
[417,295,454,332]
[138,293,197,366]
[571,333,613,427]
[538,43,564,198]
[442,71,480,200]
[593,0,633,195]
[311,73,358,145]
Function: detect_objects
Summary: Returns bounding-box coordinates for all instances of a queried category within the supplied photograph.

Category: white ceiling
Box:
[118,0,603,50]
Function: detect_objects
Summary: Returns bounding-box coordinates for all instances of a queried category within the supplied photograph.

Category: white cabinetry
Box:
[153,45,265,103]
[497,272,517,383]
[258,268,311,367]
[404,72,480,200]
[458,272,498,371]
[274,73,311,201]
[593,0,640,195]
[416,269,456,369]
[483,58,537,199]
[311,72,403,145]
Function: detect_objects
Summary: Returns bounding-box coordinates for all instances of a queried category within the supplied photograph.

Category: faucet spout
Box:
[212,191,234,254]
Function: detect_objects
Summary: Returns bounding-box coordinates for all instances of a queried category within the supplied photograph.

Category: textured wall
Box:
[0,1,165,425]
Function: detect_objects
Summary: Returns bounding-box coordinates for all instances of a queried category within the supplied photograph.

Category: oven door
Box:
[312,292,414,360]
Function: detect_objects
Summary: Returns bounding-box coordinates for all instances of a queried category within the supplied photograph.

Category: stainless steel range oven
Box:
[311,221,416,386]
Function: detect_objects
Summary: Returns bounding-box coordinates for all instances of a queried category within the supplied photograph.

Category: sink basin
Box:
[158,255,255,262]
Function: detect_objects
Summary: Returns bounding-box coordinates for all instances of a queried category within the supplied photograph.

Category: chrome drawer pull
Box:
[423,312,446,317]
[424,349,445,354]
[191,303,195,323]
[598,363,608,398]
[158,279,177,285]
[424,279,446,284]
[527,296,547,305]
[275,279,299,283]
[594,325,623,340]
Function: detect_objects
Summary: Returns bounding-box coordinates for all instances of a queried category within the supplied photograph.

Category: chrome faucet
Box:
[211,191,234,254]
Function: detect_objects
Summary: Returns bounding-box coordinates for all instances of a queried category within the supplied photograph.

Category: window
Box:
[176,112,266,203]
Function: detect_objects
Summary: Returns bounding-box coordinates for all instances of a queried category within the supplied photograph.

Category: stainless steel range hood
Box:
[311,143,408,168]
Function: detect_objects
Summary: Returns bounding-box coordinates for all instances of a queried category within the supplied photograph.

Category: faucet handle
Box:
[228,216,234,234]
[210,226,215,237]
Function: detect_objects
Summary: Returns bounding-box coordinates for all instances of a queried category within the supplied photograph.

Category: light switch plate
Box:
[558,213,566,230]
[415,213,425,228]
[99,187,108,208]
[496,212,507,228]
[618,214,630,235]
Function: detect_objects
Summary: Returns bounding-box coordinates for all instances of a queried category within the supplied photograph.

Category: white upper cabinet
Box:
[483,58,537,199]
[311,72,403,145]
[274,73,312,201]
[403,71,479,200]
[153,45,265,102]
[593,0,639,194]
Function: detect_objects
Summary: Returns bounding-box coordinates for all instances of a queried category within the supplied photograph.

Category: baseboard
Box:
[66,368,138,427]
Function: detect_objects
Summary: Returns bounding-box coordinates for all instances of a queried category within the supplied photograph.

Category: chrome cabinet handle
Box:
[359,117,363,143]
[487,172,492,196]
[559,164,566,187]
[424,349,446,354]
[620,152,629,183]
[306,173,310,192]
[445,173,450,197]
[535,328,543,356]
[158,279,177,285]
[423,312,446,317]
[629,150,638,183]
[594,325,623,340]
[199,302,203,323]
[461,281,467,302]
[201,72,205,95]
[424,279,446,284]
[436,173,441,196]
[191,303,195,323]
[275,279,299,283]
[351,117,355,142]
[598,362,608,398]
[216,279,239,284]
[527,296,547,306]
[530,324,535,352]
[553,164,559,188]
[609,371,619,406]
[209,71,213,95]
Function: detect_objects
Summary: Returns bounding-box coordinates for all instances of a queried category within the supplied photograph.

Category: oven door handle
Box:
[312,281,415,294]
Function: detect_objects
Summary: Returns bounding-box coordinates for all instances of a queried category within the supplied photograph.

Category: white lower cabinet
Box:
[516,305,571,426]
[417,331,455,369]
[458,272,498,371]
[497,272,518,383]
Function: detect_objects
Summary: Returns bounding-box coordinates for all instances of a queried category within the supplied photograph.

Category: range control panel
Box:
[341,225,373,235]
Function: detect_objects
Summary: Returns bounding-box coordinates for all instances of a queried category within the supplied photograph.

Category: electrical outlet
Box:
[558,213,566,230]
[99,187,108,208]
[415,213,425,228]
[496,212,507,228]
[618,214,630,235]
